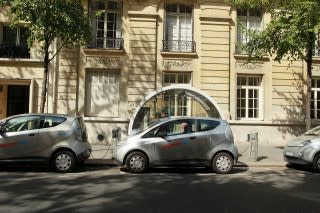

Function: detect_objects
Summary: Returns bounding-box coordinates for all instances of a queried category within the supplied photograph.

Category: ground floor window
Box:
[85,69,120,117]
[311,78,320,119]
[162,72,191,116]
[237,75,262,120]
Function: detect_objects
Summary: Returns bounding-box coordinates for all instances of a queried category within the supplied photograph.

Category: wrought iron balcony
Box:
[162,40,196,52]
[0,44,30,58]
[87,38,124,49]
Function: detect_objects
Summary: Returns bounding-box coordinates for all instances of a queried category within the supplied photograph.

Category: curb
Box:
[86,159,287,168]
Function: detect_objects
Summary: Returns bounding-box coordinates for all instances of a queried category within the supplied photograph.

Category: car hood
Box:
[117,133,141,146]
[287,135,317,146]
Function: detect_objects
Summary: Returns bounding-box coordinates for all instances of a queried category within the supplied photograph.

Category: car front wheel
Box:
[125,151,148,174]
[52,150,76,173]
[212,152,233,174]
[313,154,320,173]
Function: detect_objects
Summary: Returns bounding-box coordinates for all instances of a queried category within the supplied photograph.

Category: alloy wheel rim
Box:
[216,156,231,172]
[129,155,145,171]
[317,158,320,169]
[56,154,72,171]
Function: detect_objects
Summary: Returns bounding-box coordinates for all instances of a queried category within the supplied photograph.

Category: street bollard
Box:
[247,131,258,161]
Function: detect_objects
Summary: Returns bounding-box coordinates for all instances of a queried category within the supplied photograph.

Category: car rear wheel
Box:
[212,152,233,174]
[52,150,76,173]
[313,154,320,173]
[125,151,148,174]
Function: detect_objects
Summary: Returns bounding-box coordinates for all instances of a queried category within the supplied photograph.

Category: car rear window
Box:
[40,116,66,128]
[198,119,220,132]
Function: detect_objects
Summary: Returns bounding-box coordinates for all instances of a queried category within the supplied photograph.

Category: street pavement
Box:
[87,141,287,168]
[0,166,319,212]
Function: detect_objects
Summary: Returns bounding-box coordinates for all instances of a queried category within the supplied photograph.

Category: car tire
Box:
[125,151,148,174]
[313,154,320,173]
[52,150,76,173]
[212,152,233,174]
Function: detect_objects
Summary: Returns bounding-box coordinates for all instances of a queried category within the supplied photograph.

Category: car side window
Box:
[198,119,220,132]
[40,116,66,129]
[156,119,196,137]
[4,116,40,132]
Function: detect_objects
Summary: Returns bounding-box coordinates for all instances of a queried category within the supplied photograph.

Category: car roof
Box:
[148,116,224,127]
[2,113,79,121]
[159,116,223,121]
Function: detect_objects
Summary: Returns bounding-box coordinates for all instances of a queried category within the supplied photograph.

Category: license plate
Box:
[286,151,294,157]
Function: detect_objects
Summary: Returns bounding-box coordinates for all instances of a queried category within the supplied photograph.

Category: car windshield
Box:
[131,118,168,135]
[304,126,320,136]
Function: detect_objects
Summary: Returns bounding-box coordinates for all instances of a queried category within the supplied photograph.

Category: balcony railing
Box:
[0,44,30,58]
[87,38,124,49]
[162,40,196,53]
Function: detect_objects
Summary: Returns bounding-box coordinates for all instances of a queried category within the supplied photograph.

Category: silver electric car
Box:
[0,113,92,172]
[284,125,320,172]
[113,117,238,174]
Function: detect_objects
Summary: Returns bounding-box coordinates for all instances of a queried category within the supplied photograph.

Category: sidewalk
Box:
[235,142,286,167]
[86,142,287,168]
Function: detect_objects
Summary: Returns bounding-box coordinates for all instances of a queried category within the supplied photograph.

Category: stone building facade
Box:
[0,0,318,147]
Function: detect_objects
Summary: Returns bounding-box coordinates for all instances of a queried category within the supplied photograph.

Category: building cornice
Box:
[0,58,44,67]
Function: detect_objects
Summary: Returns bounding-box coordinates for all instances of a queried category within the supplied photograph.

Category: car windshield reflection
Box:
[304,126,320,136]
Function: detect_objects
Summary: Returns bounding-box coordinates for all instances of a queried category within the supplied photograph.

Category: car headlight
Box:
[297,140,311,147]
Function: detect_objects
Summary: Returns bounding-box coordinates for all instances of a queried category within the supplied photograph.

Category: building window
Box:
[237,75,262,119]
[236,8,262,54]
[311,78,320,119]
[163,4,195,52]
[88,0,123,49]
[163,72,191,116]
[0,25,30,58]
[85,70,120,117]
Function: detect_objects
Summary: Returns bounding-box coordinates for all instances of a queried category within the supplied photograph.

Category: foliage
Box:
[3,0,91,61]
[0,0,91,112]
[226,0,320,130]
[228,0,320,63]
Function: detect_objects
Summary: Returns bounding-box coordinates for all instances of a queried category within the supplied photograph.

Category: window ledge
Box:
[234,54,270,62]
[0,58,43,67]
[161,51,198,58]
[312,56,320,62]
[83,48,126,56]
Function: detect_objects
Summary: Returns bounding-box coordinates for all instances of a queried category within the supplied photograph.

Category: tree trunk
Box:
[305,36,314,131]
[306,59,312,131]
[40,49,49,113]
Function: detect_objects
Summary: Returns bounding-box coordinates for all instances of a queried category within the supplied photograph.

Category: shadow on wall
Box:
[273,71,306,138]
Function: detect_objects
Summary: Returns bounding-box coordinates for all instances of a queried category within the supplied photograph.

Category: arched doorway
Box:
[128,84,225,135]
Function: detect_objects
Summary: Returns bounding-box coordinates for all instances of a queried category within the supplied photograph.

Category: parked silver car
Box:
[0,113,92,172]
[284,126,320,172]
[113,117,238,174]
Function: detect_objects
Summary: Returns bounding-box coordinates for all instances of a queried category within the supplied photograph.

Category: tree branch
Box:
[48,40,66,62]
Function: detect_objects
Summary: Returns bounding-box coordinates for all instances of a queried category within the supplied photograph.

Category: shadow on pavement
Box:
[285,163,315,173]
[120,166,248,174]
[0,162,117,173]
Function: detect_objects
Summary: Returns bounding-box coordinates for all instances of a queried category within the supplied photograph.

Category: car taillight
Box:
[225,126,234,143]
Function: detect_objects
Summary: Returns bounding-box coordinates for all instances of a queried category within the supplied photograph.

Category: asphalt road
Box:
[0,164,319,213]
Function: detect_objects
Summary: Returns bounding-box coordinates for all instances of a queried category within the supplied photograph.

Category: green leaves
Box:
[229,0,320,63]
[5,0,91,59]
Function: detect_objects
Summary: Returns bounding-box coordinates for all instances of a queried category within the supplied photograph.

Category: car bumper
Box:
[75,142,92,162]
[283,146,312,165]
[77,148,91,162]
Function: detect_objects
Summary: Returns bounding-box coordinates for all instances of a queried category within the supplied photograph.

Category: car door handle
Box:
[28,133,35,136]
[189,137,196,140]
